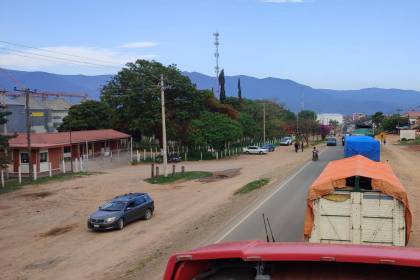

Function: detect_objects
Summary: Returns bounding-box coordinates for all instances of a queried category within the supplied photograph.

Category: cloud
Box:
[263,0,304,3]
[119,41,158,48]
[0,45,158,73]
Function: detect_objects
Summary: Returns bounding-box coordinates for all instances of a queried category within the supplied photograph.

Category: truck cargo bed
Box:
[309,190,406,246]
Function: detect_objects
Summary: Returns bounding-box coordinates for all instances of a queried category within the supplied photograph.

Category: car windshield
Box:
[100,201,126,211]
[281,137,290,141]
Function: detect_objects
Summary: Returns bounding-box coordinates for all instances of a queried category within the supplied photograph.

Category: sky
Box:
[1,0,420,90]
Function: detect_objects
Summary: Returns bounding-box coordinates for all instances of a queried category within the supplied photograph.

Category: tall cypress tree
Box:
[237,78,242,101]
[218,69,226,103]
[0,106,11,169]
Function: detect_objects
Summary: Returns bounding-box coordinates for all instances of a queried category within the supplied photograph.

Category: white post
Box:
[80,158,83,172]
[216,151,219,160]
[143,149,146,161]
[49,162,52,177]
[85,140,89,161]
[150,148,152,160]
[136,150,140,162]
[18,165,22,184]
[33,164,37,180]
[1,169,4,188]
[130,137,133,163]
[75,158,79,172]
[62,159,66,173]
[200,152,203,161]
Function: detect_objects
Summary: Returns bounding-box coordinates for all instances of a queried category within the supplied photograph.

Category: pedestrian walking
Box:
[294,141,299,153]
[301,142,304,152]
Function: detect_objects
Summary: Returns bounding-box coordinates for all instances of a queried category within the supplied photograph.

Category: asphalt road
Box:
[216,145,343,243]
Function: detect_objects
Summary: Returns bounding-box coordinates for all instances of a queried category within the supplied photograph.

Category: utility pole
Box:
[69,120,73,172]
[15,87,36,180]
[263,103,266,143]
[0,90,8,179]
[396,108,402,134]
[160,74,168,177]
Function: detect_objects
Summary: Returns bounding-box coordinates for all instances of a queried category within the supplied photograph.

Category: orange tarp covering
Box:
[304,155,412,241]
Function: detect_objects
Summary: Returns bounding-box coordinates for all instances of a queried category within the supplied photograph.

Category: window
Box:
[20,152,29,164]
[40,151,48,163]
[127,201,136,208]
[64,146,71,153]
[134,196,146,206]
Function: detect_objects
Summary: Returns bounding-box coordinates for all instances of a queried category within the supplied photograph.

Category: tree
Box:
[58,100,113,132]
[101,60,207,144]
[298,110,317,121]
[238,112,260,138]
[382,114,409,133]
[218,69,226,103]
[188,112,243,150]
[297,110,318,145]
[237,78,242,100]
[0,106,11,169]
[371,112,385,131]
[319,124,331,140]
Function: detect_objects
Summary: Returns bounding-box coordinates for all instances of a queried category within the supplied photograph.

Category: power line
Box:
[0,46,121,69]
[0,40,121,66]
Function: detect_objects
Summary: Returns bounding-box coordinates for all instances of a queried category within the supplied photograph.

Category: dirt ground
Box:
[0,145,314,280]
[381,135,420,247]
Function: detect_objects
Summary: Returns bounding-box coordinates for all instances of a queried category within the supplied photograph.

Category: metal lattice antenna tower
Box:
[213,32,220,96]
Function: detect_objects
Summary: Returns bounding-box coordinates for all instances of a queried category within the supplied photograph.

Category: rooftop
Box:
[8,129,130,148]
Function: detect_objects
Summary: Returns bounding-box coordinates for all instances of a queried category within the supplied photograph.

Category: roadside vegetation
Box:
[399,137,420,145]
[145,171,212,184]
[235,178,270,195]
[56,60,327,154]
[0,172,101,195]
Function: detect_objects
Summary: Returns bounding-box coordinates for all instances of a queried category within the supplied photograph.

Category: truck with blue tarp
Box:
[344,135,380,161]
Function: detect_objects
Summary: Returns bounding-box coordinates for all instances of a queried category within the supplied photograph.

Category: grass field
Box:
[235,178,270,195]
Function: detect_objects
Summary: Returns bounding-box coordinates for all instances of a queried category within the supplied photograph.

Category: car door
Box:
[134,196,148,219]
[125,200,139,223]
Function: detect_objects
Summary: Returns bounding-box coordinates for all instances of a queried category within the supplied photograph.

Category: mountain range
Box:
[1,68,420,115]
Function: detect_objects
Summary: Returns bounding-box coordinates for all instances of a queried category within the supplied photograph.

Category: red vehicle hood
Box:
[164,241,420,280]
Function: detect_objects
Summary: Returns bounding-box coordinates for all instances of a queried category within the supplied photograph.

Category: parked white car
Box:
[243,146,268,154]
[279,136,293,146]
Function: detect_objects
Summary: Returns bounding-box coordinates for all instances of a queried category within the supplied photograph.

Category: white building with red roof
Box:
[7,129,130,176]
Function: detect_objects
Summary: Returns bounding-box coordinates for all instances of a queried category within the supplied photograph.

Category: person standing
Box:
[294,141,299,153]
[301,141,304,152]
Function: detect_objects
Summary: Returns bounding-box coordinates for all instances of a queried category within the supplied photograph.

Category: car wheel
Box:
[144,209,153,220]
[259,151,263,154]
[117,218,124,230]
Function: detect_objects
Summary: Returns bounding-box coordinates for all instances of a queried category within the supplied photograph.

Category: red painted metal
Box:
[163,241,420,280]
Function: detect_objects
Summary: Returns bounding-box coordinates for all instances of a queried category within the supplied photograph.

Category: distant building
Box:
[352,112,367,122]
[317,113,344,126]
[404,111,420,128]
[2,96,72,133]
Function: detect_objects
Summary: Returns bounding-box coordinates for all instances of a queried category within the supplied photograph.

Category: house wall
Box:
[11,148,39,173]
[48,148,62,170]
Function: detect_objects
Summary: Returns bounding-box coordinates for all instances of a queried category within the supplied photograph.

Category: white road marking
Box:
[215,148,329,243]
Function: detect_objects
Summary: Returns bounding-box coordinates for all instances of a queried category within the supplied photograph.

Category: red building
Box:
[8,129,131,176]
